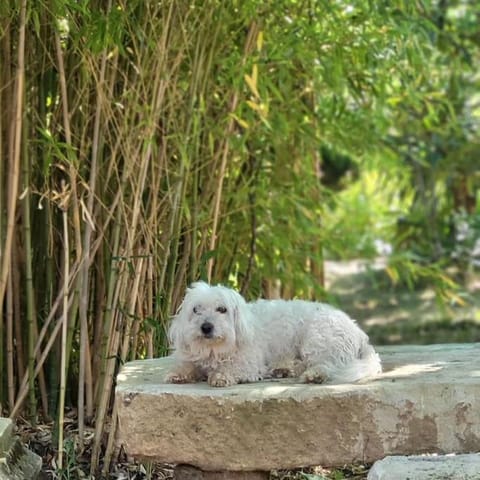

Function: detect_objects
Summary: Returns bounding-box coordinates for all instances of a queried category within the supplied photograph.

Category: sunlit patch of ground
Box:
[325,260,480,345]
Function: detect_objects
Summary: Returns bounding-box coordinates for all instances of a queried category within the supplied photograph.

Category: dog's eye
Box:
[193,306,201,314]
[216,306,227,314]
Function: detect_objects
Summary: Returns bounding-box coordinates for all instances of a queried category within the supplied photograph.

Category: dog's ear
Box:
[167,311,183,350]
[223,288,253,349]
[188,281,210,292]
[168,287,192,351]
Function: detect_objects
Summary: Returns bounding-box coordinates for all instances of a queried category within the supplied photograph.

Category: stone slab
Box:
[115,343,480,471]
[367,454,480,480]
[0,418,42,480]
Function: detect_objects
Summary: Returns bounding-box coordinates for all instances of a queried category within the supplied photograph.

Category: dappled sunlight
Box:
[116,358,173,388]
[420,289,436,300]
[381,362,445,378]
[326,260,480,347]
[252,383,298,396]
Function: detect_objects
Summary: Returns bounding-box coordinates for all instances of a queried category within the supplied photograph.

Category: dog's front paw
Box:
[208,371,236,387]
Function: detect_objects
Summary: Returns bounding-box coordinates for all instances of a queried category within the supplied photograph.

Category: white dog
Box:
[166,282,381,387]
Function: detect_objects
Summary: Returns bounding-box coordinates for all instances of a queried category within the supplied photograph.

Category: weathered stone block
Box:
[116,343,480,471]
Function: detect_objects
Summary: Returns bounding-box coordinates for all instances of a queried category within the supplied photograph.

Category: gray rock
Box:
[0,419,14,456]
[0,418,42,480]
[116,343,480,471]
[368,454,480,480]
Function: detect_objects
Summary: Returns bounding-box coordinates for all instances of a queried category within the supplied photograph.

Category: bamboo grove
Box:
[1,0,479,476]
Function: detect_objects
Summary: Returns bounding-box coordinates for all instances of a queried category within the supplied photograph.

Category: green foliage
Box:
[379,1,480,262]
[56,438,78,480]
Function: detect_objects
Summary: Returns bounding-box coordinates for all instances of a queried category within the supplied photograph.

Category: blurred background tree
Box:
[0,0,479,475]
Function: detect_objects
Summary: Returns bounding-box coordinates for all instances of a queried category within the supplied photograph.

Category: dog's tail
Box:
[327,343,382,384]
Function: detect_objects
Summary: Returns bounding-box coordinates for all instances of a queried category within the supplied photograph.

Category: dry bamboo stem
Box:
[102,256,144,472]
[6,262,15,409]
[54,29,82,260]
[0,0,26,316]
[22,125,38,420]
[90,206,123,471]
[146,255,154,358]
[9,273,78,419]
[101,398,118,476]
[78,28,109,447]
[11,245,25,383]
[90,281,123,473]
[57,192,70,470]
[119,256,144,362]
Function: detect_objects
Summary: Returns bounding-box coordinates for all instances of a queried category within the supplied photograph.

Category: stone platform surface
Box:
[115,343,480,471]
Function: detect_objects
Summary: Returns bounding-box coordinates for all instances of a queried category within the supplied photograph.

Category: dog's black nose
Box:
[201,322,214,337]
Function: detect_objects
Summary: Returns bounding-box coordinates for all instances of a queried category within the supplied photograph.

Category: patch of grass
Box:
[270,464,370,480]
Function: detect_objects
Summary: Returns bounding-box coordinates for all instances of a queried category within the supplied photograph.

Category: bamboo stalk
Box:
[6,261,15,410]
[101,399,118,476]
[146,255,155,358]
[0,278,3,409]
[90,269,123,473]
[78,21,109,447]
[0,0,26,324]
[57,184,70,470]
[54,27,82,261]
[11,243,25,385]
[119,256,145,361]
[9,295,76,419]
[22,121,38,422]
[90,203,123,472]
[9,267,79,419]
[101,255,145,472]
[0,36,4,411]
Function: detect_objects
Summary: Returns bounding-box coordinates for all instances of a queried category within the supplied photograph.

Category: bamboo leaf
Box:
[256,30,263,52]
[229,113,250,129]
[244,72,260,99]
[252,64,258,90]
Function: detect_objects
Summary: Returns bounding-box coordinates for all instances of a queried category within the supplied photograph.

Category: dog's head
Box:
[168,282,252,360]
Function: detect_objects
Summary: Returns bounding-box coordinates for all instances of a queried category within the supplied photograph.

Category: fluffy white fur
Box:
[165,282,382,387]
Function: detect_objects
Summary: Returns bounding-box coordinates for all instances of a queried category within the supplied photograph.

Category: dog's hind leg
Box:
[299,335,381,384]
[299,365,329,383]
[297,334,349,384]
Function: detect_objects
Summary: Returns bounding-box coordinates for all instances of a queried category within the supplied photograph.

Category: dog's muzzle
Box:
[200,321,214,338]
